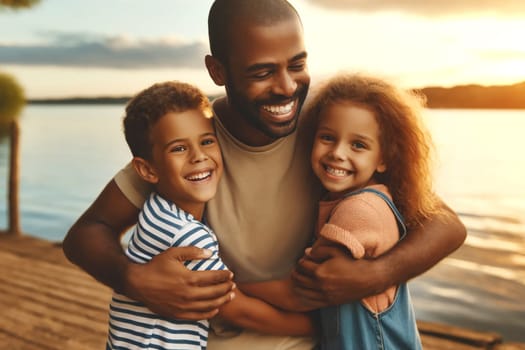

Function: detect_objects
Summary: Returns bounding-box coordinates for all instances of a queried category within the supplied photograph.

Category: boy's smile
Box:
[146,109,223,218]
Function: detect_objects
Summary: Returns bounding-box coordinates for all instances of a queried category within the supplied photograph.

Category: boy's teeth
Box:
[326,166,348,176]
[186,171,211,181]
[263,101,294,114]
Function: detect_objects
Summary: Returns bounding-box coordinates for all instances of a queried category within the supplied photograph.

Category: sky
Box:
[1,0,524,99]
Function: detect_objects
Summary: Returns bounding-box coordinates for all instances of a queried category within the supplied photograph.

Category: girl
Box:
[306,73,443,349]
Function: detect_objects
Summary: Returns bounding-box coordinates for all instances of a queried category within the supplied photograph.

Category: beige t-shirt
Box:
[114,99,321,349]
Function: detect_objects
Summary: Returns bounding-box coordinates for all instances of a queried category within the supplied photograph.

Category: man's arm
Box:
[292,200,466,306]
[62,179,235,320]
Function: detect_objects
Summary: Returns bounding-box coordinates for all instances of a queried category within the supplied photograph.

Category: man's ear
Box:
[205,55,226,86]
[132,157,159,184]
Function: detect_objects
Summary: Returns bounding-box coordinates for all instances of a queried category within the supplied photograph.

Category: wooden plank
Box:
[0,301,105,350]
[0,328,51,350]
[0,280,110,331]
[495,345,525,350]
[0,234,68,264]
[418,319,502,348]
[0,250,111,305]
[1,234,524,350]
[0,235,111,349]
[421,333,486,350]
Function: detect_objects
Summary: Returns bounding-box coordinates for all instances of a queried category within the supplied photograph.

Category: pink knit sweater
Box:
[316,184,401,313]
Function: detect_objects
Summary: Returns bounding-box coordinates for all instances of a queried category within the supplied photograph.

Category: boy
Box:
[107,81,314,349]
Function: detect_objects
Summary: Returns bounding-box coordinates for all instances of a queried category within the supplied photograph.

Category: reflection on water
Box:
[0,107,524,341]
[0,105,131,239]
[446,258,524,286]
[411,195,525,341]
[409,109,525,341]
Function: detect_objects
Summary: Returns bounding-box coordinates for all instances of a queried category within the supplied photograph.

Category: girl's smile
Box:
[311,101,386,197]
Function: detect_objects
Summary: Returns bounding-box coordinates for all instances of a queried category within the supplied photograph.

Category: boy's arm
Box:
[219,288,317,336]
[238,278,314,312]
[292,200,466,306]
[62,179,235,320]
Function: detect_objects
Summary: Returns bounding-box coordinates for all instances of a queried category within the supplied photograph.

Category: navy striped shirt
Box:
[107,193,226,349]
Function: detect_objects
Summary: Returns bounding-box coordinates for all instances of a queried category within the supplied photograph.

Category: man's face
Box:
[223,16,310,145]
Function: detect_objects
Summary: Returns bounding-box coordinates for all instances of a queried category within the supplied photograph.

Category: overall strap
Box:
[340,187,407,241]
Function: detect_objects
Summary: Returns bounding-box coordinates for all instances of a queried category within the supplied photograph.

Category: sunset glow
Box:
[0,0,524,98]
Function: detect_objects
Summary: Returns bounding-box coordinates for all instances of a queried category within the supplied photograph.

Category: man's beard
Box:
[225,82,309,140]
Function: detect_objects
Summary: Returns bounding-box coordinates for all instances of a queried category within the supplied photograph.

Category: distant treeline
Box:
[418,81,525,109]
[28,82,525,109]
[28,97,131,105]
[28,94,223,106]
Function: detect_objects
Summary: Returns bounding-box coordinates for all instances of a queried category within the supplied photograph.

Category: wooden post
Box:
[8,119,21,235]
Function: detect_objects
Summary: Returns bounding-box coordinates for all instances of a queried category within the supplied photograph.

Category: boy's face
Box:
[311,102,386,198]
[147,109,222,214]
[222,16,310,144]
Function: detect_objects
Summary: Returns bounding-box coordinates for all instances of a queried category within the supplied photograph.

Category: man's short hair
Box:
[208,0,300,63]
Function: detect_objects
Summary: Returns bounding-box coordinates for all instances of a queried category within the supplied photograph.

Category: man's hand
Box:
[292,199,466,308]
[125,246,235,320]
[64,179,237,321]
[291,244,383,307]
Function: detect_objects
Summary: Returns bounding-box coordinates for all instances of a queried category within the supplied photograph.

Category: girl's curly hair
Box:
[305,73,441,228]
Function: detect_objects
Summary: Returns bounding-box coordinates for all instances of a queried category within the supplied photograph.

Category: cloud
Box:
[0,32,208,69]
[476,49,525,61]
[304,0,525,17]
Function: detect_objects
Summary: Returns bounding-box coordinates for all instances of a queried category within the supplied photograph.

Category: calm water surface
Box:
[0,106,524,341]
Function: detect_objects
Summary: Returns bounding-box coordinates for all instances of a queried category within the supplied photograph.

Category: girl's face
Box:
[311,101,386,198]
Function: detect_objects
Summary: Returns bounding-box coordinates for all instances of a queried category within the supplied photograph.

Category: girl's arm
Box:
[218,288,318,336]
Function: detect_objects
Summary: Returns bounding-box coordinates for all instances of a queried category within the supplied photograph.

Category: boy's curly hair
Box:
[123,81,211,160]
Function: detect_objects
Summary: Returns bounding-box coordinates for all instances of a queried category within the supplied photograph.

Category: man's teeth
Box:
[186,171,211,181]
[325,166,348,177]
[263,100,294,114]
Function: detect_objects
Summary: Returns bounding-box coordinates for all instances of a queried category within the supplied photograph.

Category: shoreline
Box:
[26,80,525,109]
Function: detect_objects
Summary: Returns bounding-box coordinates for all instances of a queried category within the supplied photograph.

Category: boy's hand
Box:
[124,246,235,320]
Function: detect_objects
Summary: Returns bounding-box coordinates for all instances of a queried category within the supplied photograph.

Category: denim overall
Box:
[320,188,423,350]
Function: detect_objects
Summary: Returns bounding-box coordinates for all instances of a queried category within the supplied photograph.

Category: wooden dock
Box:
[1,233,524,350]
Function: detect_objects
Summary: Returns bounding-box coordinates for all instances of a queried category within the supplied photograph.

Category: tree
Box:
[0,72,25,234]
[0,0,40,9]
[0,72,25,127]
[0,0,40,234]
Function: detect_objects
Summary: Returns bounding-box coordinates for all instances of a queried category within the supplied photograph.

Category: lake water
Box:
[1,105,524,342]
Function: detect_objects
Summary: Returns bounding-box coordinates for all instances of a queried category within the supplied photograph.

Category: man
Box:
[63,0,466,349]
